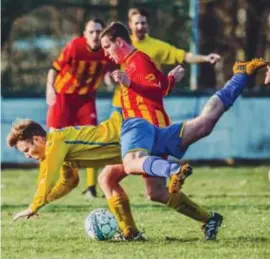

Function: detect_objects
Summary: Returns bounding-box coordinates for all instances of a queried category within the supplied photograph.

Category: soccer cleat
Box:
[112,231,148,242]
[202,212,223,240]
[233,58,268,76]
[82,185,97,200]
[168,162,193,193]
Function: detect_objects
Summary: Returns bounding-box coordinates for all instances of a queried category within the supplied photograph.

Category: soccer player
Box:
[100,22,267,240]
[111,7,221,110]
[100,22,190,220]
[8,111,123,222]
[46,18,116,199]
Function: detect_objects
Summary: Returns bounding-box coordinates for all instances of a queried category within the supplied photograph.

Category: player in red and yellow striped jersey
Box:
[46,19,116,199]
[111,8,221,109]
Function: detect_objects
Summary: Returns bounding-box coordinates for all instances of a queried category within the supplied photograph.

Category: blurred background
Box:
[1,0,270,164]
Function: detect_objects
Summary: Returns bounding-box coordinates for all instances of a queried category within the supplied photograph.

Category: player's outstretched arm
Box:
[12,208,37,222]
[185,52,220,64]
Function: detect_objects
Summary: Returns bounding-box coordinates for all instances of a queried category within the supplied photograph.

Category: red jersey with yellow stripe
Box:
[52,37,112,95]
[121,50,175,127]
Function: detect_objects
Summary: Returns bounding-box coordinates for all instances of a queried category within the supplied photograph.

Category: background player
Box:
[46,18,116,199]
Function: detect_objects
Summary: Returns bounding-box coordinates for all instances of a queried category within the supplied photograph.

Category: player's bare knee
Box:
[98,167,112,188]
[145,190,162,202]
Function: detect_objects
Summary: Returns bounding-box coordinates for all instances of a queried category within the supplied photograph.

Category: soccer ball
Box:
[84,208,118,241]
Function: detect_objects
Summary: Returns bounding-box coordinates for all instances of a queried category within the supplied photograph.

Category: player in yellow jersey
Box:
[8,111,122,220]
[111,7,221,109]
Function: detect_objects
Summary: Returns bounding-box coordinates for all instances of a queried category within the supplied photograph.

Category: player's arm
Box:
[157,40,186,65]
[184,52,220,64]
[12,133,69,221]
[157,39,220,65]
[46,40,74,106]
[46,68,58,106]
[45,162,79,203]
[112,58,175,96]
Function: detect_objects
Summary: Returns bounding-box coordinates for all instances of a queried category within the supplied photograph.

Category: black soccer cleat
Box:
[202,212,223,240]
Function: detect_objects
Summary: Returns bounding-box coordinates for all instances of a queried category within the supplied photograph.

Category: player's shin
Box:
[167,192,211,222]
[142,156,180,177]
[108,193,139,238]
[215,74,249,110]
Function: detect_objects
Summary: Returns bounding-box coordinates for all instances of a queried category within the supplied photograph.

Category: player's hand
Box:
[205,53,221,64]
[103,72,115,91]
[12,208,38,222]
[168,65,185,83]
[111,70,131,87]
[265,65,270,85]
[46,85,56,106]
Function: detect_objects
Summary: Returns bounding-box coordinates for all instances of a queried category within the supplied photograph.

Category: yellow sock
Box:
[86,167,98,187]
[107,193,138,238]
[167,192,211,222]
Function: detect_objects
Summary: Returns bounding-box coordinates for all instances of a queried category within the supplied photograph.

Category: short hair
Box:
[100,22,132,44]
[7,119,46,148]
[128,8,149,22]
[85,18,105,29]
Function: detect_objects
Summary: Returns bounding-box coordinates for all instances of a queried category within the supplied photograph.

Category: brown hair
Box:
[84,18,105,29]
[128,8,149,22]
[100,22,132,44]
[7,119,46,148]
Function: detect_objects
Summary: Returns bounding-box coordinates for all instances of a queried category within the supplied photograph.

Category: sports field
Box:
[1,166,270,259]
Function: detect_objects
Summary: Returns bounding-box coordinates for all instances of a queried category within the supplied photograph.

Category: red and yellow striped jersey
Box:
[52,37,114,95]
[121,50,175,127]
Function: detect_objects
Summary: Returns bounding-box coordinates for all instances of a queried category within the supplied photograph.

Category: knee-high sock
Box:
[143,156,180,177]
[86,167,98,187]
[167,192,211,222]
[108,193,138,238]
[216,74,249,110]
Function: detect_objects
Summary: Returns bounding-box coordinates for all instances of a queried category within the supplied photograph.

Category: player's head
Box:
[7,119,47,161]
[100,22,132,64]
[128,8,149,40]
[84,18,105,50]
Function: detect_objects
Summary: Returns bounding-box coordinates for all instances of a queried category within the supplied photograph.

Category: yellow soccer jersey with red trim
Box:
[112,34,185,108]
[29,111,122,212]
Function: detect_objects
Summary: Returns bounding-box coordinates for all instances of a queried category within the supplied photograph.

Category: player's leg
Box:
[142,177,223,240]
[180,58,268,149]
[121,118,192,180]
[77,94,100,199]
[98,164,140,239]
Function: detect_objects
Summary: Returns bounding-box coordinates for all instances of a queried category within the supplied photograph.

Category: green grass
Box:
[2,166,270,259]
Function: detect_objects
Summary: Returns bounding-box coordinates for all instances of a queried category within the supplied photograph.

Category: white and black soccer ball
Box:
[84,208,118,241]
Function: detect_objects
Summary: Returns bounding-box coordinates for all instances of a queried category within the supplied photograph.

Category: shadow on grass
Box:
[2,203,270,213]
[224,236,269,244]
[189,194,270,199]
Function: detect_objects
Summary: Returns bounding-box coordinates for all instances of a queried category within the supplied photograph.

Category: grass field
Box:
[1,166,270,259]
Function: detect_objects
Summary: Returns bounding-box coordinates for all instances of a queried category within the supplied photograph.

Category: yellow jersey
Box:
[112,34,186,107]
[30,111,122,212]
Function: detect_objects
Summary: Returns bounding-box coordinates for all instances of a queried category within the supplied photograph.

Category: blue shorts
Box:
[120,118,187,159]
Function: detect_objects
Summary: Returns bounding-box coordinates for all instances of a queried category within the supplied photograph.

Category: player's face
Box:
[101,35,124,64]
[16,136,46,161]
[129,14,148,40]
[84,21,103,50]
